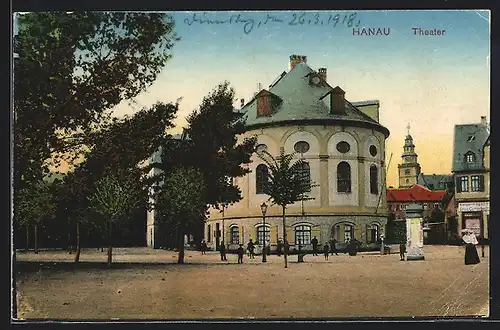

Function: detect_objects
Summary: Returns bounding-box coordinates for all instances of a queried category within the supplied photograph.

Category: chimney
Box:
[318,68,327,82]
[481,116,487,126]
[330,86,345,114]
[289,54,307,70]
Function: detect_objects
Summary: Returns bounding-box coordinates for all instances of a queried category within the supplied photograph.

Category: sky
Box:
[15,10,490,187]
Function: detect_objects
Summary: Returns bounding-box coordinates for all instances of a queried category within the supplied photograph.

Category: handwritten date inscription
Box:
[184,12,361,35]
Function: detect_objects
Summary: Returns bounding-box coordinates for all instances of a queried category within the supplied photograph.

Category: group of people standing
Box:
[311,236,339,260]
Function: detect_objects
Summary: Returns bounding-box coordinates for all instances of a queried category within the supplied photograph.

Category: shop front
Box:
[457,201,489,239]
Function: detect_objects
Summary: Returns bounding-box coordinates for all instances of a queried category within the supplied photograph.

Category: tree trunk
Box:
[107,221,113,266]
[74,222,81,263]
[12,242,18,319]
[25,224,29,252]
[34,223,39,254]
[178,222,186,264]
[68,220,72,254]
[282,205,288,269]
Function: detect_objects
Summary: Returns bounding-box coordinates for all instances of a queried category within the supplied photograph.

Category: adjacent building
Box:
[205,54,391,252]
[452,117,490,239]
[417,173,453,191]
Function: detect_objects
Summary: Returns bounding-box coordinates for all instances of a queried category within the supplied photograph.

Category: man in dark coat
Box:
[237,244,244,264]
[220,241,227,261]
[276,239,283,257]
[311,236,319,256]
[330,238,338,256]
[247,239,255,259]
[399,242,406,261]
[201,240,207,255]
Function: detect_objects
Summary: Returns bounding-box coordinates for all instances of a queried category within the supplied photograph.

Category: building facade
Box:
[417,173,453,191]
[205,55,391,252]
[452,117,490,239]
[397,126,421,188]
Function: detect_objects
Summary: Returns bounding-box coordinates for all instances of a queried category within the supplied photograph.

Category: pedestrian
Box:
[399,242,406,261]
[237,244,245,264]
[247,239,255,259]
[276,239,283,257]
[311,236,319,256]
[323,242,330,260]
[201,240,207,255]
[220,241,227,261]
[462,230,480,265]
[330,238,338,256]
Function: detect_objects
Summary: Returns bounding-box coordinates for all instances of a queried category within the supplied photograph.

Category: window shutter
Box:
[270,225,278,244]
[456,176,462,193]
[240,226,244,245]
[311,227,321,244]
[250,226,256,243]
[479,175,485,192]
[286,226,294,245]
[226,227,231,245]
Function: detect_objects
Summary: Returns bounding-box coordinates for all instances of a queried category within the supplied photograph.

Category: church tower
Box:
[398,124,421,188]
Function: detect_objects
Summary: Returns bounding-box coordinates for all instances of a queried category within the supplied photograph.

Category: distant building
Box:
[397,125,421,188]
[452,117,490,239]
[417,173,453,191]
[146,131,189,248]
[387,184,448,244]
[205,54,391,252]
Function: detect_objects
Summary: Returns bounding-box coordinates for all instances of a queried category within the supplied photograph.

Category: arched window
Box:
[337,161,351,193]
[256,164,269,194]
[230,226,239,244]
[344,224,354,243]
[256,226,270,245]
[294,161,311,191]
[368,224,380,243]
[295,225,311,245]
[370,165,378,195]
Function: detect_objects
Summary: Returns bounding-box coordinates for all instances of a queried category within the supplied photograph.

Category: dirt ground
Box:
[14,245,489,320]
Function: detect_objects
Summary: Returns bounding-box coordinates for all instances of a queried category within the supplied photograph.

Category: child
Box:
[323,242,330,260]
[237,244,245,264]
[399,242,406,261]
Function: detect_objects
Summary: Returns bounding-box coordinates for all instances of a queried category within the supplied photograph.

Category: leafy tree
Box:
[14,11,179,188]
[88,174,137,265]
[15,181,56,253]
[258,150,315,268]
[184,81,256,208]
[155,167,207,264]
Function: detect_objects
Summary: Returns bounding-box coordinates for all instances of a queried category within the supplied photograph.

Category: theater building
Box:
[204,55,391,252]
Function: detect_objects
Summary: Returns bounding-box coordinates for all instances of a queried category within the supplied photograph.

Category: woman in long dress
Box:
[462,230,480,265]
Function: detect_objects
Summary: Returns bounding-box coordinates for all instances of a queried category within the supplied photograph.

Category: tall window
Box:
[256,164,269,194]
[344,224,354,243]
[471,175,484,192]
[295,225,311,245]
[368,224,379,243]
[207,224,211,243]
[256,226,270,245]
[230,226,239,244]
[457,176,469,193]
[337,161,351,193]
[294,161,311,191]
[370,165,378,195]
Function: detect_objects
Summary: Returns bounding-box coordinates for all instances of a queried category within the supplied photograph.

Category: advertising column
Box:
[405,203,425,261]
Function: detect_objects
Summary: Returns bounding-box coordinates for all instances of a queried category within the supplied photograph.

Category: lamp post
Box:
[221,204,226,249]
[260,202,268,263]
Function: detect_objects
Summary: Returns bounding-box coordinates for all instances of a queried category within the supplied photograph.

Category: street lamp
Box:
[260,202,268,263]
